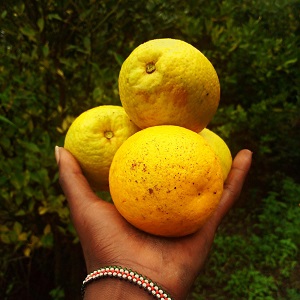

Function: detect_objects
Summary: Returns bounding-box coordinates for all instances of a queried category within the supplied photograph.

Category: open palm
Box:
[56,147,252,299]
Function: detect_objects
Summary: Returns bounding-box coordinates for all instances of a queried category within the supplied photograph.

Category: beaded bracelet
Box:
[81,265,174,299]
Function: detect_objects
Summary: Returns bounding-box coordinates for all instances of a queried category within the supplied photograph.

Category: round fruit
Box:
[118,38,220,132]
[109,125,224,237]
[64,105,140,191]
[199,128,232,181]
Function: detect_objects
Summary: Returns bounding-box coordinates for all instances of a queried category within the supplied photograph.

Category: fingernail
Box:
[55,146,60,165]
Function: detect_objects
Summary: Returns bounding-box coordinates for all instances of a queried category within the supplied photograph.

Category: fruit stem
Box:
[104,131,114,139]
[146,62,156,74]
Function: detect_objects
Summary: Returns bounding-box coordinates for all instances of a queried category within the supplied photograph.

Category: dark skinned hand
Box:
[56,147,252,300]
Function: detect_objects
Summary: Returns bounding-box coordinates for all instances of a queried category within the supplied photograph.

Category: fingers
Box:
[210,149,253,227]
[55,146,101,215]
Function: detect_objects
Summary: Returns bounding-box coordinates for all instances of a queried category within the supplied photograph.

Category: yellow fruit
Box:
[64,105,140,191]
[199,128,232,181]
[109,125,223,237]
[118,38,220,132]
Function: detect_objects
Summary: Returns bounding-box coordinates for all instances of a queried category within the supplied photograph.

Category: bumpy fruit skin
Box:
[64,105,140,191]
[118,38,220,132]
[109,125,224,237]
[199,128,232,181]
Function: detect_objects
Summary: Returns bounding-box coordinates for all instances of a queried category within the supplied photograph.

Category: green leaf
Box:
[39,206,48,215]
[10,173,25,190]
[79,8,92,21]
[15,209,26,216]
[40,232,53,248]
[112,52,124,66]
[48,13,62,21]
[20,26,37,41]
[13,3,25,15]
[1,10,7,19]
[282,58,298,69]
[42,44,49,57]
[18,140,40,153]
[0,116,17,128]
[13,222,22,235]
[37,17,44,32]
[1,233,11,244]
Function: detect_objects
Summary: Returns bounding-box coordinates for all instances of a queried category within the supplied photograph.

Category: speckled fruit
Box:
[109,125,223,237]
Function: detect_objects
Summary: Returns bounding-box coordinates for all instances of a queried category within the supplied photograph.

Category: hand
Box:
[56,147,252,300]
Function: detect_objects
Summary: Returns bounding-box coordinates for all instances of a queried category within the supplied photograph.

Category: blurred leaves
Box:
[193,178,300,300]
[0,0,299,299]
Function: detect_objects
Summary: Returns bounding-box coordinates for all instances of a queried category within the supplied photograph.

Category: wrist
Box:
[82,266,174,300]
[84,278,150,300]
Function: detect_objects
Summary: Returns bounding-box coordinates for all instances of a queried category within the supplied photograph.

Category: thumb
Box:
[210,149,253,227]
[55,146,100,215]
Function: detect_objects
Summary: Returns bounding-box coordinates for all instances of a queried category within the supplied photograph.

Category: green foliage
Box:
[49,286,65,300]
[192,177,300,299]
[0,0,299,299]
